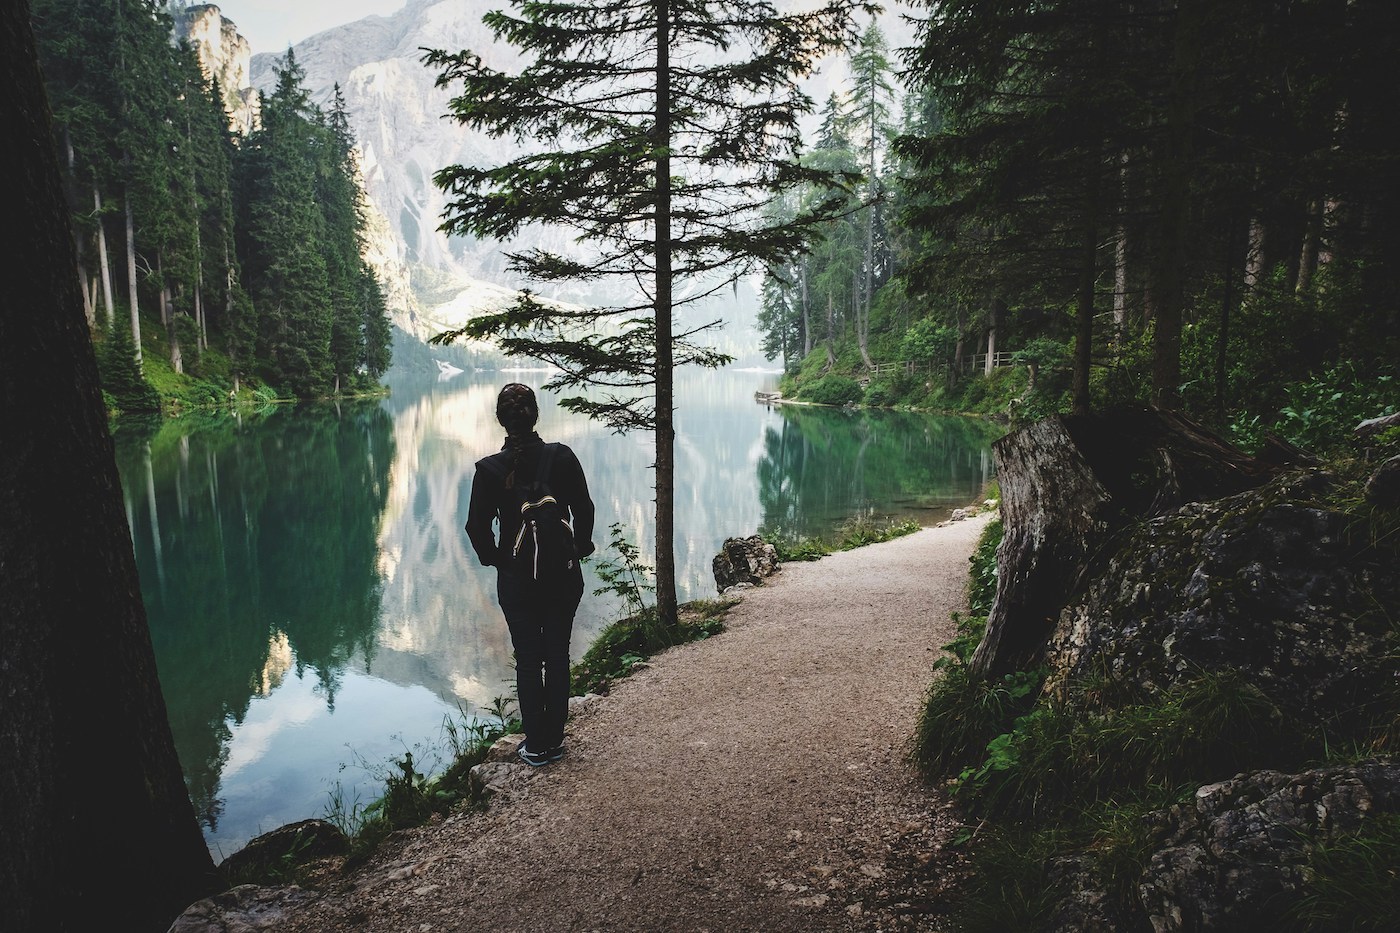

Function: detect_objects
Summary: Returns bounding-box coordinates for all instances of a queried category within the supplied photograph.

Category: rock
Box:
[949,508,969,522]
[1355,411,1400,438]
[167,884,317,932]
[971,407,1281,679]
[216,820,348,885]
[484,733,526,762]
[1140,759,1400,931]
[468,760,533,796]
[1041,855,1120,932]
[712,535,780,593]
[1365,454,1400,507]
[1044,473,1399,719]
[568,692,602,712]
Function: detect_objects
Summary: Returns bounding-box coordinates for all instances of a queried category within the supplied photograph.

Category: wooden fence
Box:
[869,351,1016,379]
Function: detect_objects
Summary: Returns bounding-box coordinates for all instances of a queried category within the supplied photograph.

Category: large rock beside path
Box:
[712,534,780,593]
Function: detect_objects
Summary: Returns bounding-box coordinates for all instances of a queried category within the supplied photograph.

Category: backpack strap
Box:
[476,450,512,480]
[533,443,560,489]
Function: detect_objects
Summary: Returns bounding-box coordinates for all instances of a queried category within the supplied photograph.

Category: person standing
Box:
[466,383,596,766]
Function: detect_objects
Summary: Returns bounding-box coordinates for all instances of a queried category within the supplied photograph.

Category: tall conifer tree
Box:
[426,0,865,623]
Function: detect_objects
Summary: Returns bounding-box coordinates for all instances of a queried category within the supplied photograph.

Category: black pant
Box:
[497,567,584,752]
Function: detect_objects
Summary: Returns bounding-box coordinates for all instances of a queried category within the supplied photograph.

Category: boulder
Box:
[1043,472,1399,719]
[972,407,1284,678]
[712,535,780,593]
[1139,759,1400,931]
[215,820,348,885]
[167,884,317,933]
[1365,454,1400,507]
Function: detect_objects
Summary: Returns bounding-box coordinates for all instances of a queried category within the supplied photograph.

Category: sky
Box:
[202,0,409,55]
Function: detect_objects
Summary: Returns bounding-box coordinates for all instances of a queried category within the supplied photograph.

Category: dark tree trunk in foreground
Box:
[971,407,1288,679]
[0,6,217,930]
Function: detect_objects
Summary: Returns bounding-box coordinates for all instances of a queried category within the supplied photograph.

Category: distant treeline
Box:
[30,0,392,408]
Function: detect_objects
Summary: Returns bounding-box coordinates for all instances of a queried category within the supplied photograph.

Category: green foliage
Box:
[570,599,733,697]
[956,671,1292,819]
[834,513,919,549]
[967,517,1001,616]
[898,317,957,363]
[862,380,898,408]
[803,373,863,406]
[1287,815,1400,931]
[1230,361,1400,456]
[95,317,160,414]
[771,536,832,562]
[333,697,521,865]
[588,522,656,618]
[770,513,922,563]
[913,520,1040,777]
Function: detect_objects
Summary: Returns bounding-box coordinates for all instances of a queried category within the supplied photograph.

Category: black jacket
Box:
[466,436,596,569]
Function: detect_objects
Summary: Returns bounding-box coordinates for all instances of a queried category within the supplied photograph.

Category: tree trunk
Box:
[1149,0,1204,411]
[1073,148,1102,416]
[985,296,1005,377]
[1112,161,1128,352]
[1216,216,1243,423]
[799,257,812,358]
[0,8,218,929]
[124,189,142,369]
[95,186,114,326]
[970,407,1287,679]
[653,0,678,626]
[1297,197,1323,294]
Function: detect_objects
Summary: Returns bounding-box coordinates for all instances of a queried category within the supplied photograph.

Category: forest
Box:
[762,0,1400,453]
[29,0,393,410]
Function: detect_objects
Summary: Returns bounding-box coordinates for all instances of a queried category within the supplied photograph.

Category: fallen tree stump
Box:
[971,406,1288,679]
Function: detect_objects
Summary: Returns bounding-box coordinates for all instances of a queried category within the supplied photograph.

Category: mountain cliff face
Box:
[179,1,766,360]
[171,4,258,134]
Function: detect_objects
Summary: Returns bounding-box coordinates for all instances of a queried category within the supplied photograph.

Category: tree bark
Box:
[0,7,217,929]
[970,407,1286,679]
[1072,146,1102,416]
[125,190,143,369]
[95,186,115,326]
[653,0,678,626]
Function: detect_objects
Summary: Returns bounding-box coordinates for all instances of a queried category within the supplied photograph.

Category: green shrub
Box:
[804,373,863,406]
[863,380,898,407]
[957,671,1295,818]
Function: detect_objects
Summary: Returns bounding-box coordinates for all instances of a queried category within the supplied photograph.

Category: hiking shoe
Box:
[517,745,551,768]
[546,744,565,763]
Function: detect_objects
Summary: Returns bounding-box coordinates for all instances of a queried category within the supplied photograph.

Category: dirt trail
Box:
[281,514,993,932]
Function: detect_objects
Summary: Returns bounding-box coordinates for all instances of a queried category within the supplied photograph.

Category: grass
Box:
[1286,814,1400,931]
[770,512,924,563]
[570,598,735,696]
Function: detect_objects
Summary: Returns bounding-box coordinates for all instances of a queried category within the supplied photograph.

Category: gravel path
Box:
[280,514,993,933]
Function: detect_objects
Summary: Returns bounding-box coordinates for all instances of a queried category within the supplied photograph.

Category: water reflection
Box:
[757,404,1002,536]
[115,371,997,857]
[114,403,394,848]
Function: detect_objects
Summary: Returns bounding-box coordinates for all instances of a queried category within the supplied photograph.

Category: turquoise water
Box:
[113,368,998,858]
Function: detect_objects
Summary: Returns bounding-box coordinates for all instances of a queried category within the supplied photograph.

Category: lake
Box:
[112,367,1000,859]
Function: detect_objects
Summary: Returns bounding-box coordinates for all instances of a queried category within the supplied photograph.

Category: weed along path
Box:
[279,514,995,933]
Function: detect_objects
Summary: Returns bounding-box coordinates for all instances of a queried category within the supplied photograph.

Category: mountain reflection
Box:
[114,371,997,854]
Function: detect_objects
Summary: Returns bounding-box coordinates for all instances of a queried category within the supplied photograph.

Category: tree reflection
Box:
[113,403,393,832]
[756,405,1001,540]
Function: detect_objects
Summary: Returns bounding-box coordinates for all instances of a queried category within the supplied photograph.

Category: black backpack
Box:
[490,443,578,581]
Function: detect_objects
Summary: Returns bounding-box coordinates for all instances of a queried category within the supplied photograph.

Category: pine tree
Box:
[237,51,334,397]
[425,0,863,624]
